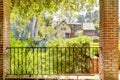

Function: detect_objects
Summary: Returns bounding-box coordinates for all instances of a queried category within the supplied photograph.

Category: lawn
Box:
[90,43,99,47]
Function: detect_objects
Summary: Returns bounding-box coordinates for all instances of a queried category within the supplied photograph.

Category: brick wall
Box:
[99,0,119,80]
[0,0,4,79]
[0,0,10,79]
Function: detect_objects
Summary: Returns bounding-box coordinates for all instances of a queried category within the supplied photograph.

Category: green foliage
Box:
[10,0,98,41]
[90,43,99,47]
[11,0,97,21]
[93,38,99,43]
[10,32,27,47]
[10,32,37,47]
[46,36,92,47]
[10,0,99,75]
[45,36,93,74]
[10,48,44,74]
[10,36,99,75]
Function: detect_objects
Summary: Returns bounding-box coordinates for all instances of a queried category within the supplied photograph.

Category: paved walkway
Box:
[6,74,100,80]
[6,72,120,80]
[36,75,100,80]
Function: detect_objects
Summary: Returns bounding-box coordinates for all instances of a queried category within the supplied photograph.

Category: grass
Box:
[90,42,99,47]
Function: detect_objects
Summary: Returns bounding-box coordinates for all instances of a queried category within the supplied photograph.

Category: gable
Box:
[56,21,71,30]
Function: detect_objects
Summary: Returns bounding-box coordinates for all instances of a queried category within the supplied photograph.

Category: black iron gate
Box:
[5,47,100,79]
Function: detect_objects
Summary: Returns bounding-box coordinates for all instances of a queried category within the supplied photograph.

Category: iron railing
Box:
[6,47,101,75]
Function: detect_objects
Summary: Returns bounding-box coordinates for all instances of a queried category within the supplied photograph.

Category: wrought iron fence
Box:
[5,47,101,75]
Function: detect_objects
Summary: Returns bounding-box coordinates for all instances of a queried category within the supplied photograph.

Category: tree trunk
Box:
[31,16,38,41]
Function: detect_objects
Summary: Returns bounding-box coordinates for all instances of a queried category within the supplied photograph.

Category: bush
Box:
[46,36,93,74]
[93,38,99,43]
[10,36,99,75]
[10,32,37,47]
[46,36,92,47]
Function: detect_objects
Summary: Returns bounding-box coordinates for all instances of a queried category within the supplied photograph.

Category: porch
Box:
[0,0,119,80]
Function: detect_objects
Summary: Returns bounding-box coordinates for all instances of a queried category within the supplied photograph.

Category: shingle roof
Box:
[68,23,82,26]
[55,20,69,29]
[83,23,95,30]
[55,21,95,31]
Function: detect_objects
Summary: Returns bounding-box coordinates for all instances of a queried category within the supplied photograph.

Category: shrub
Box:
[46,36,93,74]
[93,38,99,43]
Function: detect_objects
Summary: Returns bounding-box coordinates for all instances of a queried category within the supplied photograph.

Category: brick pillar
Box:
[99,0,119,80]
[0,1,4,79]
[91,56,99,73]
[0,0,10,79]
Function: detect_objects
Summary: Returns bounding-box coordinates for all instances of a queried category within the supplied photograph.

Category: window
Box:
[61,27,66,30]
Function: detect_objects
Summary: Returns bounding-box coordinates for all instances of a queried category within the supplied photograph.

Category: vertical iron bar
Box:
[65,47,66,73]
[61,47,62,74]
[53,47,54,74]
[26,48,28,74]
[93,48,95,73]
[37,48,38,75]
[57,47,58,74]
[73,47,74,73]
[18,48,19,75]
[14,48,15,74]
[40,47,41,74]
[88,47,90,73]
[82,47,83,73]
[85,47,87,73]
[25,48,26,74]
[80,47,82,73]
[49,47,50,74]
[45,47,46,74]
[41,47,42,75]
[69,47,70,73]
[21,48,23,75]
[33,48,34,74]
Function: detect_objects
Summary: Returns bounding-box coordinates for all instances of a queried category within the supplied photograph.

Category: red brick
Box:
[99,0,119,80]
[0,0,10,79]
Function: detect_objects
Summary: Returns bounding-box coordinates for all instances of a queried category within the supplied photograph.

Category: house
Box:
[83,23,96,37]
[55,21,72,38]
[55,21,95,38]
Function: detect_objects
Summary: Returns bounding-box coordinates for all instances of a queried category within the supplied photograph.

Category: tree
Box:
[11,0,98,22]
[10,0,98,46]
[77,15,85,23]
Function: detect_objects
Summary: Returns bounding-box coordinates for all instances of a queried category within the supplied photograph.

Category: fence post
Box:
[91,56,99,73]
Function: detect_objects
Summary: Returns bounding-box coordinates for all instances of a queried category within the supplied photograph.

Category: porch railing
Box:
[5,47,101,76]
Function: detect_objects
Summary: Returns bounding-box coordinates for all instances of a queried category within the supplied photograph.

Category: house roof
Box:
[83,23,95,30]
[55,21,95,31]
[68,23,82,26]
[55,20,70,29]
[68,23,82,28]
